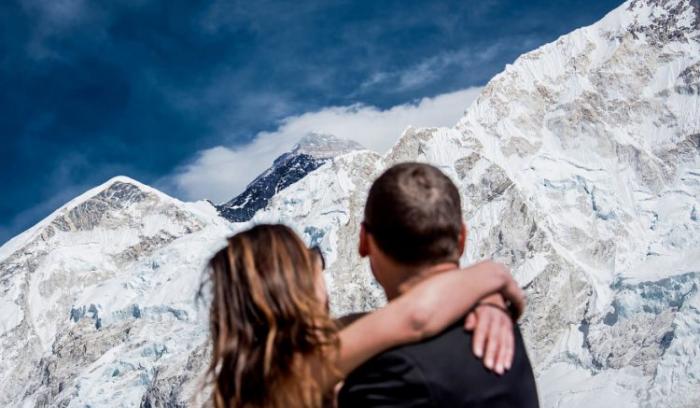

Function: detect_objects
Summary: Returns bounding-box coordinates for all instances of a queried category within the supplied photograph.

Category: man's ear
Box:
[458,222,468,256]
[359,223,370,258]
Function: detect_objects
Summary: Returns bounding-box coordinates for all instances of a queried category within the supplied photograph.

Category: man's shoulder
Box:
[384,322,481,378]
[341,316,472,371]
[338,324,473,407]
[336,313,472,372]
[339,334,436,407]
[341,323,540,408]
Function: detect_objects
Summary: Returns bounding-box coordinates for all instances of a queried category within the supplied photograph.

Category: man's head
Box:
[360,162,467,296]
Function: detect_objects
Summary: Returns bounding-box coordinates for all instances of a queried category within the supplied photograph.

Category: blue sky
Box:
[0,0,622,244]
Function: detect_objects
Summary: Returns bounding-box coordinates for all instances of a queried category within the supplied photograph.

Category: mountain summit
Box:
[217,133,363,222]
[293,133,365,157]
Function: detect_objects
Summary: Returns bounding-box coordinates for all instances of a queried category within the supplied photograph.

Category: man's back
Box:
[338,322,539,407]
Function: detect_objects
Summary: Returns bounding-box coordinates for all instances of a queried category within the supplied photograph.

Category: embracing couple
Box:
[203,162,539,407]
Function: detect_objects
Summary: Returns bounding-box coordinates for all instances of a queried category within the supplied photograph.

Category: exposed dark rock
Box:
[217,153,327,222]
[217,134,363,223]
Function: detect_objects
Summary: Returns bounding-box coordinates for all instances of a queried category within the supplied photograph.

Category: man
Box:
[338,162,539,407]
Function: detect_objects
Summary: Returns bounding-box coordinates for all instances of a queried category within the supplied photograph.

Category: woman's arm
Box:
[332,260,523,382]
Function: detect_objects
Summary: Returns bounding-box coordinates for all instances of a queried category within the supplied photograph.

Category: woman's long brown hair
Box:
[204,224,339,408]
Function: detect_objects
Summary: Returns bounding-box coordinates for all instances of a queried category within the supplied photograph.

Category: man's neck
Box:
[385,262,459,300]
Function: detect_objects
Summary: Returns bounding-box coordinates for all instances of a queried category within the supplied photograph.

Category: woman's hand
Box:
[462,262,524,374]
[465,296,515,375]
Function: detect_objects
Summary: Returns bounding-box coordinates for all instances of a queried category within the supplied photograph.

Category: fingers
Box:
[482,315,499,373]
[494,314,515,374]
[464,312,477,331]
[472,308,492,359]
[472,306,515,375]
[494,328,508,375]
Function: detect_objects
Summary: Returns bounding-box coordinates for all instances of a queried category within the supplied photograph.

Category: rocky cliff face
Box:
[1,0,698,406]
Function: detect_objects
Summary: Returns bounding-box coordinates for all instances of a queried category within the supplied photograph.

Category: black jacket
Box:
[338,321,539,407]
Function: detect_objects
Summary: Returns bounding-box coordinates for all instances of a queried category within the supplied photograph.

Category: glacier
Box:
[1,0,699,406]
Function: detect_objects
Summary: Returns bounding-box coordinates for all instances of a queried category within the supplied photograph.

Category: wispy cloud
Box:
[360,44,484,92]
[19,0,94,59]
[165,86,482,203]
[20,0,89,27]
[359,42,514,94]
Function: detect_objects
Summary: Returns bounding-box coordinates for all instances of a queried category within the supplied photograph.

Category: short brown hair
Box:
[364,162,462,265]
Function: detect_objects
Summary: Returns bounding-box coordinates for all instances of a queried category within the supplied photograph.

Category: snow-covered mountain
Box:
[216,133,363,222]
[1,0,699,406]
[0,177,232,406]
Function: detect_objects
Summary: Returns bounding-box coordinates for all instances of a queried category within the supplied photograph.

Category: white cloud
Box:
[21,0,88,27]
[167,86,483,203]
[20,0,100,60]
[359,42,508,93]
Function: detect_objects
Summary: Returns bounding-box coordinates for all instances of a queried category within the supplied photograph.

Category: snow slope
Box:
[0,177,232,406]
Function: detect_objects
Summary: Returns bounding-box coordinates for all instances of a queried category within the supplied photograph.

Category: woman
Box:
[204,224,524,408]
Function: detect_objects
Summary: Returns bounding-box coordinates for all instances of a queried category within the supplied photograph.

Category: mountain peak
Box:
[0,176,183,261]
[292,133,364,158]
[65,176,162,208]
[217,134,363,223]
